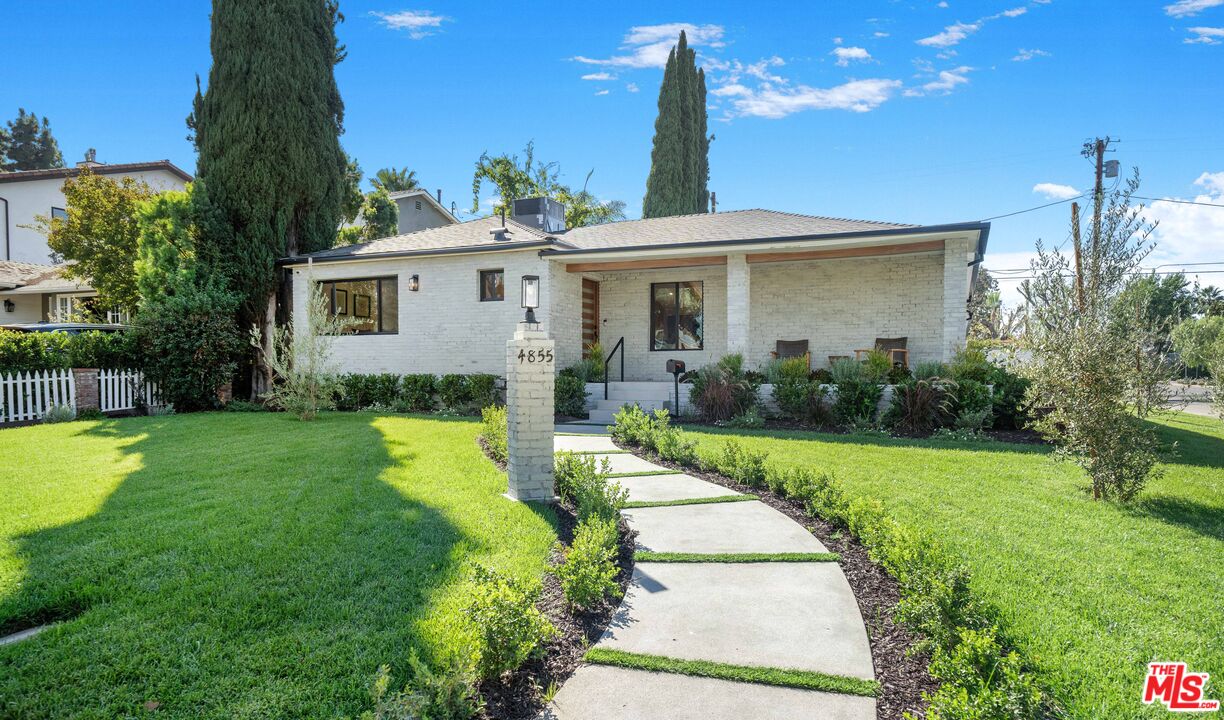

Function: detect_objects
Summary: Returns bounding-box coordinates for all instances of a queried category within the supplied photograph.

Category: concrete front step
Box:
[625,501,829,555]
[593,398,666,413]
[543,665,875,720]
[598,562,875,681]
[617,473,742,503]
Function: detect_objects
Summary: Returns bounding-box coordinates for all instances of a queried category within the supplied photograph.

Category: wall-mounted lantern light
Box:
[409,274,420,292]
[3,299,14,313]
[521,275,539,324]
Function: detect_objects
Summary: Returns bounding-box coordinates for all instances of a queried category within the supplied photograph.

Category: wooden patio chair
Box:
[770,339,810,369]
[854,337,909,368]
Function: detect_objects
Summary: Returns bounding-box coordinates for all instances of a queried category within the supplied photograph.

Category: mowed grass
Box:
[680,412,1223,720]
[0,412,556,719]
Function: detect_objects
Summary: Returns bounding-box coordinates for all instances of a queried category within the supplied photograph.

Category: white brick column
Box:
[941,238,972,361]
[505,326,556,502]
[726,253,750,358]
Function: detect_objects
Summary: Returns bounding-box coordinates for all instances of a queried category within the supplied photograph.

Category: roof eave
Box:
[279,238,560,267]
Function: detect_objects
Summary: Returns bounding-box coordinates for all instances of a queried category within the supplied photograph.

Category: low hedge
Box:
[0,329,139,372]
[610,405,1052,720]
[335,372,499,414]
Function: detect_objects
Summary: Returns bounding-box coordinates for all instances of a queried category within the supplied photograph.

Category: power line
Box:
[1133,196,1224,209]
[990,269,1224,282]
[978,194,1085,221]
[987,261,1224,274]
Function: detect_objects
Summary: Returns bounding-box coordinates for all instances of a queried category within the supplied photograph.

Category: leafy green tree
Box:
[135,184,201,303]
[371,167,418,192]
[1195,284,1224,316]
[188,0,348,385]
[340,155,364,224]
[471,142,624,229]
[1113,273,1193,350]
[1021,170,1165,500]
[361,187,398,239]
[2,108,64,171]
[1171,315,1224,369]
[642,31,710,218]
[38,168,153,311]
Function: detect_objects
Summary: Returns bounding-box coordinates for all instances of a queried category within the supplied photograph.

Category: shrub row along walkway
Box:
[542,432,877,720]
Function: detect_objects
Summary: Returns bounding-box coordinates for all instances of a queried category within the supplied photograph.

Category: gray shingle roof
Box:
[0,261,59,289]
[303,216,552,260]
[555,209,914,251]
[296,209,916,263]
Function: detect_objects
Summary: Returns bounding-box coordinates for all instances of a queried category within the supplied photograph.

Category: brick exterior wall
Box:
[292,248,554,376]
[549,261,584,370]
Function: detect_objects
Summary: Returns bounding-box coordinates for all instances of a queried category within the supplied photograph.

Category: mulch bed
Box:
[475,438,637,719]
[617,441,939,720]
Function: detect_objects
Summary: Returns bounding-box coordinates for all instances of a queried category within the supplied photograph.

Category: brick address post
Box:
[504,326,556,502]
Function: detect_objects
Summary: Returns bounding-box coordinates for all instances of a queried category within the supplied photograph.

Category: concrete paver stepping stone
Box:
[543,665,875,720]
[554,435,620,453]
[625,501,828,554]
[617,473,740,503]
[598,562,874,681]
[554,424,611,435]
[588,452,667,476]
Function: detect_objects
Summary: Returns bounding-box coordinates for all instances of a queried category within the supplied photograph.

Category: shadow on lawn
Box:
[0,412,471,716]
[1148,414,1224,470]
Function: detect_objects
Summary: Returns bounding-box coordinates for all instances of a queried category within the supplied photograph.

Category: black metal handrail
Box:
[603,336,625,400]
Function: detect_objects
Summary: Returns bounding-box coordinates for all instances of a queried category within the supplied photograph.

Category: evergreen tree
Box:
[642,32,709,218]
[2,109,64,171]
[189,0,347,344]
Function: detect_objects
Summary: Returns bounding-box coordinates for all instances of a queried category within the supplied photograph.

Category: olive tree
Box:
[1021,171,1165,501]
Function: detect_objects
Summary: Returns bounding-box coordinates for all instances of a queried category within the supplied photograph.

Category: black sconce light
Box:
[409,274,419,292]
[521,275,540,324]
[3,299,14,313]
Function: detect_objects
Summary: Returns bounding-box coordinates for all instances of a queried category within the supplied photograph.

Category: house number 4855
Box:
[518,348,554,364]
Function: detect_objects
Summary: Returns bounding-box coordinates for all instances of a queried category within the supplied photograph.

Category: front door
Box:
[582,278,600,355]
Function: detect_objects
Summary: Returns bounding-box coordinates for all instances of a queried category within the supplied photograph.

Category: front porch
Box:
[549,232,978,383]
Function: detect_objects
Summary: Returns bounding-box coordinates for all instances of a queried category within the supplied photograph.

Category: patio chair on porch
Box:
[770,339,810,369]
[854,337,909,367]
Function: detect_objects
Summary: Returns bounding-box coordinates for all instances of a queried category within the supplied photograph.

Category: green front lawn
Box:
[680,412,1223,719]
[0,413,557,718]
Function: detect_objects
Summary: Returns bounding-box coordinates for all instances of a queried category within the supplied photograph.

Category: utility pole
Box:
[1071,201,1085,311]
[709,191,717,213]
[1080,136,1114,301]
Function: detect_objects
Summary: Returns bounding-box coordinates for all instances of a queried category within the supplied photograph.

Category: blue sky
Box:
[4,0,1224,305]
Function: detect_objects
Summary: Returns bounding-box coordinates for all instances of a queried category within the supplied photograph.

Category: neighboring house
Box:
[0,261,126,324]
[283,199,989,394]
[0,153,192,265]
[386,189,456,234]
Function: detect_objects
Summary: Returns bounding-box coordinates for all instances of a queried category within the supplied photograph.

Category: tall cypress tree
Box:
[190,0,346,335]
[642,31,709,218]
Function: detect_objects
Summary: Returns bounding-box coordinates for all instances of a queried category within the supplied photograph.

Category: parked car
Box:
[0,322,126,335]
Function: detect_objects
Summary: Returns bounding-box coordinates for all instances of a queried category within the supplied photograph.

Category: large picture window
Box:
[319,277,398,334]
[650,281,703,351]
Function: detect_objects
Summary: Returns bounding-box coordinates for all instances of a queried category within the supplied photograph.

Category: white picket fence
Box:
[0,369,75,424]
[99,368,164,413]
[1,368,164,424]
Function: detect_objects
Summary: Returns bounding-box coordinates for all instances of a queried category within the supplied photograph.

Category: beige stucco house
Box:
[284,198,989,414]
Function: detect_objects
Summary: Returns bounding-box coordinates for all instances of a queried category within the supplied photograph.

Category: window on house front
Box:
[318,277,399,334]
[479,269,504,301]
[51,207,67,222]
[650,281,703,351]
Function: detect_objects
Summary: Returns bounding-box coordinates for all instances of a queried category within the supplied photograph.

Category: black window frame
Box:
[649,281,704,352]
[479,269,505,302]
[51,207,68,222]
[317,275,399,335]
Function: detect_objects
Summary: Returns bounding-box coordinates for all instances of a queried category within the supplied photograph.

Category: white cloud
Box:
[626,82,640,93]
[710,83,752,97]
[904,65,972,96]
[727,78,903,118]
[832,46,872,66]
[1033,182,1081,200]
[1185,26,1224,43]
[1165,0,1224,17]
[874,31,891,38]
[594,89,610,96]
[574,23,724,69]
[1144,172,1224,271]
[937,1,949,7]
[581,72,615,81]
[1013,48,1051,61]
[936,49,959,59]
[1002,7,1028,17]
[833,36,844,45]
[370,10,449,39]
[917,21,979,47]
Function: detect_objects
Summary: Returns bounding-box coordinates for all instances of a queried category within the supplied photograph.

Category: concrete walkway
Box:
[542,433,876,720]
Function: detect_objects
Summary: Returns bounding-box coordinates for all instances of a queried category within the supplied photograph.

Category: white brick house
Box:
[283,199,989,387]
